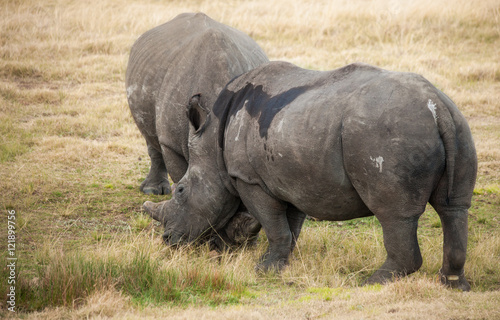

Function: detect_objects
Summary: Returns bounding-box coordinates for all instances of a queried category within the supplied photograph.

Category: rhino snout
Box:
[162,229,185,247]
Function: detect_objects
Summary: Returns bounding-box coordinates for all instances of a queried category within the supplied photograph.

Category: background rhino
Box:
[144,61,477,291]
[126,12,268,195]
[126,13,268,249]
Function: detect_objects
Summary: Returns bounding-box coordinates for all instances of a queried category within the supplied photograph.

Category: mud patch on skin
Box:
[214,82,314,140]
[427,99,438,124]
[126,84,137,99]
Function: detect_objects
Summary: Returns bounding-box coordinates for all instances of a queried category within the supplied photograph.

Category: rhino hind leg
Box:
[434,205,470,291]
[140,144,171,195]
[365,215,423,285]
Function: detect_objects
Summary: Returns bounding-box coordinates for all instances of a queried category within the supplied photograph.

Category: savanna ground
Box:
[1,0,499,318]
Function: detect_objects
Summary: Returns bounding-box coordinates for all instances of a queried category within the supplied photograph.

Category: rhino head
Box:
[143,94,260,248]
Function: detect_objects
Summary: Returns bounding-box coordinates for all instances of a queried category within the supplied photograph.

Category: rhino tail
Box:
[434,95,457,204]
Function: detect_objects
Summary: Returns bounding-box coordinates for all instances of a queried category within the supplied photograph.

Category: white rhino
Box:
[145,61,477,291]
[126,13,268,249]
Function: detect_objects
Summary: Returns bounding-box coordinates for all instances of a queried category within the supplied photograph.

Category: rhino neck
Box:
[215,125,239,197]
[213,88,239,197]
[217,154,238,197]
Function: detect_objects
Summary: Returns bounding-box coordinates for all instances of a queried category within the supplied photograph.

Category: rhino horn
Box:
[143,201,165,223]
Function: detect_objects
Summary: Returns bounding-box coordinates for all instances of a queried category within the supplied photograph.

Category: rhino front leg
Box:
[287,205,307,253]
[365,216,423,285]
[140,144,171,195]
[236,180,292,272]
[160,144,188,183]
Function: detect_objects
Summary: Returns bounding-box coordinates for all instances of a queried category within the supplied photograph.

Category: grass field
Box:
[1,0,499,318]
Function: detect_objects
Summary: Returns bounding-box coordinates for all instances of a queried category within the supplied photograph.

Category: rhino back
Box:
[220,62,462,220]
[126,12,268,156]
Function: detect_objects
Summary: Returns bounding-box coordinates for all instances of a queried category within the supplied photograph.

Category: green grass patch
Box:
[10,240,246,312]
[361,283,383,292]
[306,287,347,301]
[130,212,152,231]
[474,185,500,195]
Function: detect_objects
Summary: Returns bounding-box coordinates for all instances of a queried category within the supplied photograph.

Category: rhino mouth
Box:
[162,229,185,246]
[162,225,215,247]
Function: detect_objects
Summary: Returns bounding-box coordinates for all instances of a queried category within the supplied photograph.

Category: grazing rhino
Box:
[126,12,268,195]
[126,13,268,249]
[143,61,477,291]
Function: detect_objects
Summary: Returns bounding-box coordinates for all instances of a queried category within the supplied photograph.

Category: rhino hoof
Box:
[255,259,287,274]
[141,182,171,195]
[439,270,471,291]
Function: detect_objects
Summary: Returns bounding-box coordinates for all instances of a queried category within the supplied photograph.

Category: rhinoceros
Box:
[143,61,477,291]
[126,12,268,195]
[126,13,268,249]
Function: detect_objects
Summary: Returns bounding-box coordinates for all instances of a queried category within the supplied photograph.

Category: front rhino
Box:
[142,95,259,249]
[145,62,476,291]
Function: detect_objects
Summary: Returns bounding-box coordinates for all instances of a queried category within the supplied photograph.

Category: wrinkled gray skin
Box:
[126,13,268,249]
[126,12,268,194]
[144,62,477,291]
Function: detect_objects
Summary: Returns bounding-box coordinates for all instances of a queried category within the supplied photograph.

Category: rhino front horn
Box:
[143,201,165,223]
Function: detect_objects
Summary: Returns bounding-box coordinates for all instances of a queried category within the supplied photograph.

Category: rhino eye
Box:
[176,185,185,195]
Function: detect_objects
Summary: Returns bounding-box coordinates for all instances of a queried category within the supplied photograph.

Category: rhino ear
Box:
[187,94,209,133]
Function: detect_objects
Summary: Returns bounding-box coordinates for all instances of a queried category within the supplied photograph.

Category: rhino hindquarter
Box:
[341,76,449,285]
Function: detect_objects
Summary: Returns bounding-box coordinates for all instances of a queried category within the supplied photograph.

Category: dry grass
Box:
[1,0,499,318]
[8,230,500,319]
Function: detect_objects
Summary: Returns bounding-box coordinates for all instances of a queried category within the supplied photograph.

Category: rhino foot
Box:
[140,145,172,195]
[363,270,398,286]
[255,259,287,274]
[254,248,288,274]
[209,209,261,252]
[439,270,471,292]
[140,178,171,195]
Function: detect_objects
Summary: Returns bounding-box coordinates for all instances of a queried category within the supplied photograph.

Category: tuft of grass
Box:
[130,212,151,231]
[0,62,44,79]
[11,234,248,312]
[467,230,500,291]
[430,220,442,228]
[278,221,385,288]
[474,185,500,195]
